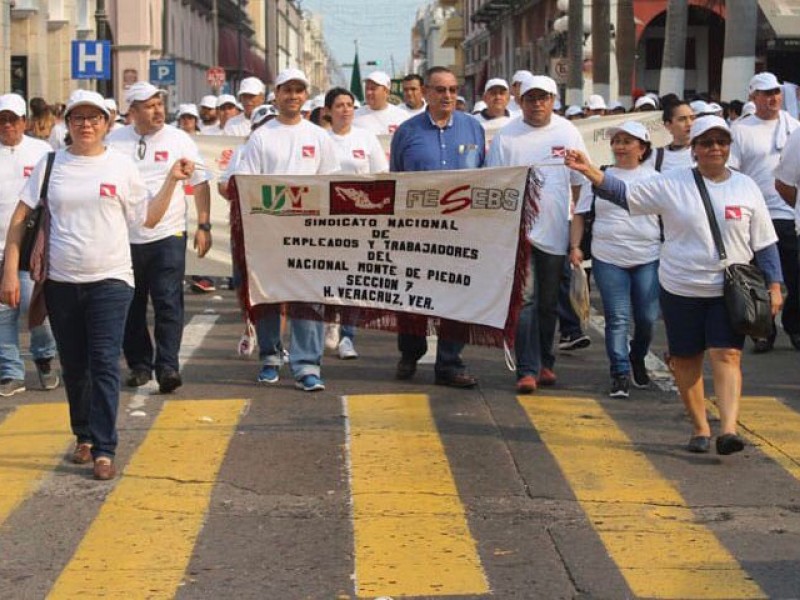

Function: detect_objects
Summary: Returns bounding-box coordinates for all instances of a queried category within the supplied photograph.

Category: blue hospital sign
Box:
[71,40,111,80]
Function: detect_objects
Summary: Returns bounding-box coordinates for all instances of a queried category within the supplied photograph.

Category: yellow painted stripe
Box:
[48,399,245,599]
[0,404,72,525]
[346,394,488,598]
[519,395,765,600]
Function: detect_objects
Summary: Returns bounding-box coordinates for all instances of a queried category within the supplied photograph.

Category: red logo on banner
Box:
[329,181,396,215]
[352,149,366,159]
[155,151,169,162]
[302,146,315,158]
[551,146,566,158]
[23,166,34,177]
[725,206,742,220]
[99,183,117,198]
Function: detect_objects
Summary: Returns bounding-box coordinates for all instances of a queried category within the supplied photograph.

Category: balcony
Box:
[471,0,518,25]
[440,13,464,47]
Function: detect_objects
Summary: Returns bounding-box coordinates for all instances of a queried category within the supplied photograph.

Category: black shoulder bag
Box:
[692,167,772,338]
[19,152,55,273]
[579,165,608,260]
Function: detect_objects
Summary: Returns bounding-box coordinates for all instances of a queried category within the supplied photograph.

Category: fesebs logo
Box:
[352,149,365,160]
[551,146,566,158]
[154,151,169,162]
[302,146,315,158]
[725,206,742,220]
[330,181,396,215]
[23,166,34,178]
[99,183,117,198]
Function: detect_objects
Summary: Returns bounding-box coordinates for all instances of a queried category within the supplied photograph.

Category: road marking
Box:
[0,404,71,526]
[48,399,245,599]
[519,395,765,600]
[344,394,489,598]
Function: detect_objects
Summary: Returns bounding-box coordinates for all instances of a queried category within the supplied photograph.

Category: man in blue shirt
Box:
[390,66,486,388]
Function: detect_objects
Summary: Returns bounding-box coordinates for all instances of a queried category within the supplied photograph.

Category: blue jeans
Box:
[0,272,56,380]
[256,306,323,379]
[516,246,563,378]
[592,258,660,376]
[341,323,355,340]
[124,235,186,378]
[45,279,133,458]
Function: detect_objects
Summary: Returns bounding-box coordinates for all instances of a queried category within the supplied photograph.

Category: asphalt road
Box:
[1,288,799,600]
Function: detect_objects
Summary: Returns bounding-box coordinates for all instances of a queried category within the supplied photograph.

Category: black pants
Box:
[774,219,799,336]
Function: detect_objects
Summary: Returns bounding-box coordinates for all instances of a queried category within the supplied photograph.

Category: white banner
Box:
[232,166,530,330]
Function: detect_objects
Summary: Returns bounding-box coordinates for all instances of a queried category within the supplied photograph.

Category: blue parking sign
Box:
[150,59,176,86]
[71,40,111,80]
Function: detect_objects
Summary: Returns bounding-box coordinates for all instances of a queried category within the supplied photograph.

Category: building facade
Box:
[411,3,458,77]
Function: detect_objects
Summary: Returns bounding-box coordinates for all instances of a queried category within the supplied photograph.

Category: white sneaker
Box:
[337,337,359,360]
[324,322,340,351]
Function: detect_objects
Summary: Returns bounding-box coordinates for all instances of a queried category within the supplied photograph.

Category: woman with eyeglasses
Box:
[564,115,783,457]
[0,90,194,480]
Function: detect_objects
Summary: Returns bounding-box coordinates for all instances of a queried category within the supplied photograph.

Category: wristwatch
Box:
[198,222,212,232]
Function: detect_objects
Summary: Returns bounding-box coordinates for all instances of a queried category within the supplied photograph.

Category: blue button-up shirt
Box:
[390,110,486,172]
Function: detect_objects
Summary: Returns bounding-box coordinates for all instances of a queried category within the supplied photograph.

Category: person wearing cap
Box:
[730,72,800,353]
[486,75,588,394]
[473,78,512,132]
[584,94,607,118]
[389,66,485,388]
[508,70,533,116]
[569,121,661,398]
[564,105,584,120]
[0,92,59,397]
[177,103,201,135]
[646,100,695,173]
[106,81,212,394]
[0,89,195,479]
[608,101,626,115]
[197,95,220,134]
[565,115,783,455]
[633,95,658,112]
[224,77,266,136]
[104,98,123,132]
[235,68,340,392]
[205,94,239,136]
[401,74,426,116]
[354,70,409,136]
[48,102,68,150]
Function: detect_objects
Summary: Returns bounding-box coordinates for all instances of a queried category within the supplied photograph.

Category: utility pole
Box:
[95,0,111,97]
[237,0,244,87]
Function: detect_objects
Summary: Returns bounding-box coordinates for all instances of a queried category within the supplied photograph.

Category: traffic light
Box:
[366,60,380,66]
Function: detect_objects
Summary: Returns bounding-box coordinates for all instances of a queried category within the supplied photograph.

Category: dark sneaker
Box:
[558,333,591,351]
[629,354,650,388]
[790,334,800,351]
[609,375,629,399]
[0,378,26,397]
[257,365,280,384]
[158,369,182,394]
[716,433,745,455]
[35,358,60,390]
[752,337,774,354]
[295,374,325,392]
[395,358,417,380]
[126,369,151,387]
[687,435,711,453]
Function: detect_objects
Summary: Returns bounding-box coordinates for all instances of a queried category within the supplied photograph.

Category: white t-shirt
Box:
[0,136,52,262]
[237,118,340,176]
[486,114,588,254]
[729,111,800,220]
[575,165,661,268]
[353,104,409,136]
[223,113,251,137]
[401,102,427,117]
[328,127,388,175]
[774,128,800,234]
[199,122,223,136]
[20,148,149,285]
[473,112,512,134]
[106,124,209,243]
[219,144,245,188]
[625,168,777,297]
[48,122,68,150]
[644,145,693,173]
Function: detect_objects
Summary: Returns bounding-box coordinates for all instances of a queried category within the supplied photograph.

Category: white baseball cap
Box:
[311,93,325,110]
[267,91,276,103]
[484,78,509,93]
[608,100,626,112]
[275,68,310,89]
[65,89,110,118]
[103,98,118,112]
[690,115,731,142]
[472,100,487,114]
[238,76,266,97]
[689,99,709,115]
[216,94,237,108]
[125,81,167,105]
[607,120,650,143]
[178,103,199,119]
[199,95,218,109]
[706,102,723,116]
[301,100,312,113]
[749,72,780,94]
[634,95,657,110]
[565,105,584,117]
[741,101,756,117]
[250,104,274,126]
[0,93,27,117]
[512,70,534,84]
[364,70,391,89]
[586,94,606,110]
[520,75,558,97]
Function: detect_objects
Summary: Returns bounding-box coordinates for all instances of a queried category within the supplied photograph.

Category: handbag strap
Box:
[40,152,56,208]
[691,167,727,261]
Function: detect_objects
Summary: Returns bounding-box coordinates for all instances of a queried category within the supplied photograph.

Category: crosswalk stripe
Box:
[0,404,72,526]
[344,394,489,598]
[48,399,246,599]
[519,395,765,600]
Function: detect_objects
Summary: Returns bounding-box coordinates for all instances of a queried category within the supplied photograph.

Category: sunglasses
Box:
[137,136,146,160]
[432,86,459,95]
[0,114,21,125]
[695,137,731,148]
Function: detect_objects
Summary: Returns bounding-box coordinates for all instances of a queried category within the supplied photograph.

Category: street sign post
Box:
[206,67,226,90]
[71,40,111,80]
[150,59,177,86]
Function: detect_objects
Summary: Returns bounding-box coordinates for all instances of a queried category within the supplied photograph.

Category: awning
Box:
[759,0,800,38]
[219,27,272,84]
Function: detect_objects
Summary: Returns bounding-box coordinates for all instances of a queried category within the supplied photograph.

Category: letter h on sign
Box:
[71,40,112,80]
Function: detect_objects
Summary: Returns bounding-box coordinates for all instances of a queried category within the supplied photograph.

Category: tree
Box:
[659,0,689,97]
[592,0,611,101]
[566,0,584,106]
[721,0,757,101]
[616,0,635,107]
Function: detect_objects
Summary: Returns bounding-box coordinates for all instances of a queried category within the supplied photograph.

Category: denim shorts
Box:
[659,286,744,356]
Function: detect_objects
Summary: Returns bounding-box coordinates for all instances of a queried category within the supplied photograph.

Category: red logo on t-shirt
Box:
[99,183,117,198]
[388,125,398,134]
[725,206,742,220]
[155,151,169,162]
[23,166,34,178]
[352,149,366,159]
[551,146,566,158]
[302,146,315,158]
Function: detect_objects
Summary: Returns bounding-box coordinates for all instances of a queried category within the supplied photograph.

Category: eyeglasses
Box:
[432,86,459,95]
[69,114,104,126]
[137,136,146,160]
[523,93,553,104]
[0,114,21,125]
[695,137,731,148]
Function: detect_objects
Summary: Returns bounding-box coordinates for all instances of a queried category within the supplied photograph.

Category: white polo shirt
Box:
[353,104,409,136]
